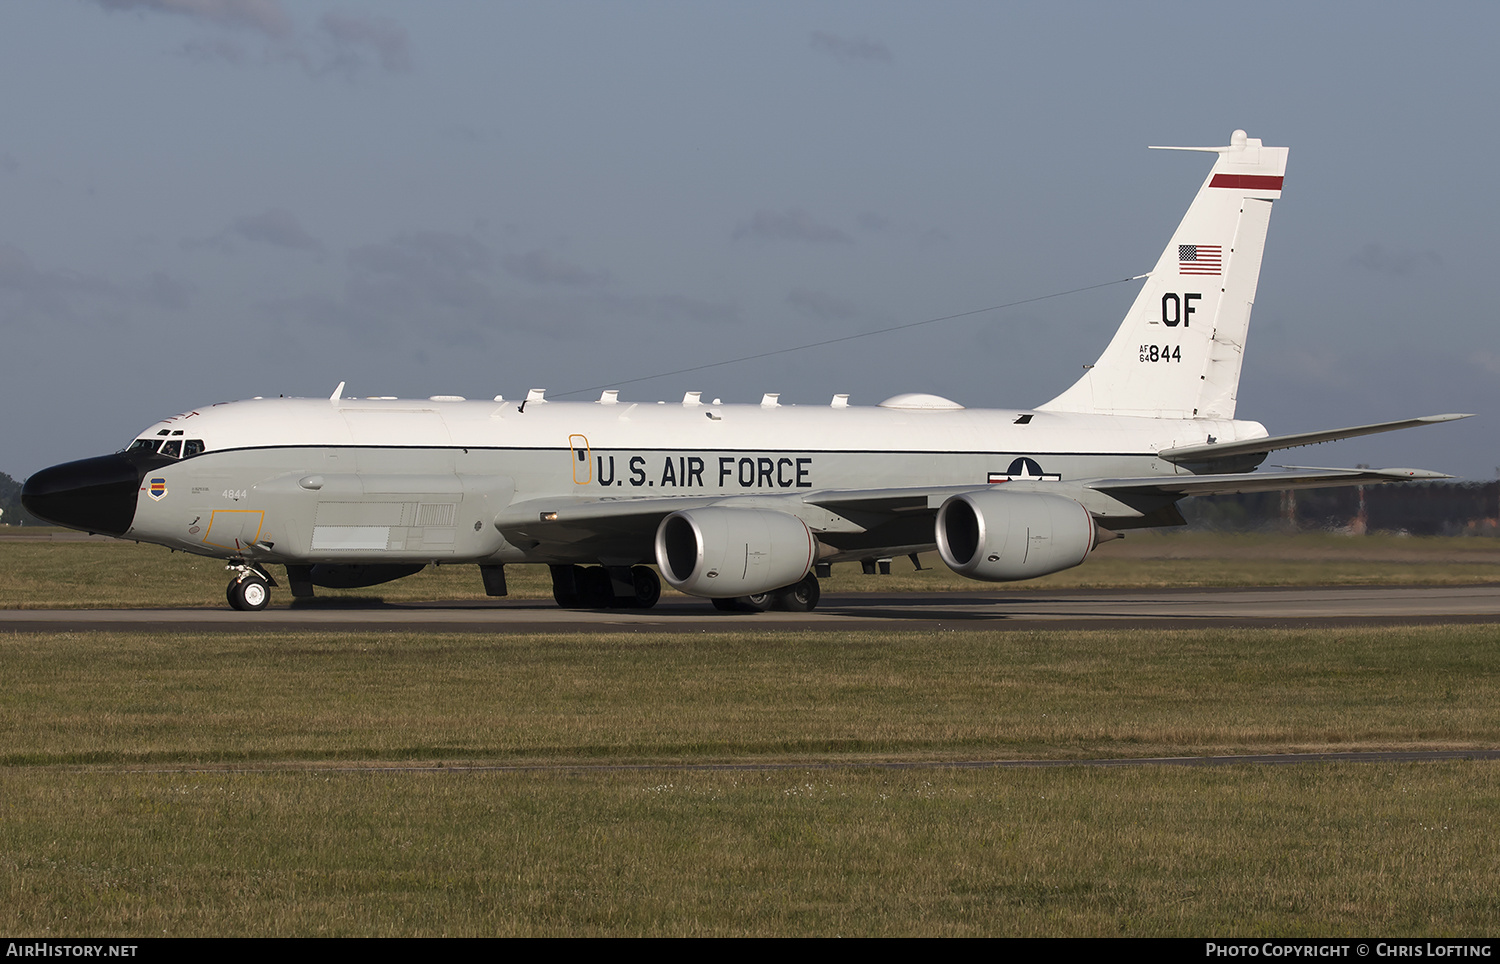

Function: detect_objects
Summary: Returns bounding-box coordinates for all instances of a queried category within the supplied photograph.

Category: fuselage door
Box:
[568,434,592,485]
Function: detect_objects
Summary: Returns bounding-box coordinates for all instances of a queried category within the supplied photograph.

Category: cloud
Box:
[144,272,194,310]
[349,232,489,277]
[178,36,248,65]
[650,294,739,325]
[732,209,853,244]
[0,245,193,327]
[502,249,609,288]
[601,293,740,326]
[0,244,107,326]
[260,231,547,345]
[318,13,411,73]
[444,124,498,146]
[1469,351,1500,378]
[853,210,949,246]
[346,232,493,320]
[231,208,322,252]
[91,0,294,39]
[259,229,737,349]
[786,289,865,322]
[810,31,894,65]
[1352,243,1441,277]
[91,1,412,77]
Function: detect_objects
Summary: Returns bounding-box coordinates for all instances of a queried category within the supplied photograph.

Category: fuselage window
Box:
[127,439,161,454]
[183,439,205,458]
[160,440,182,458]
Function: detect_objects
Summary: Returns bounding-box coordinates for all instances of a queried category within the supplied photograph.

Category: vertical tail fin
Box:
[1038,130,1288,419]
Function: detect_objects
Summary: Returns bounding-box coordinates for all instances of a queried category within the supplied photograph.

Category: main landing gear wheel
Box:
[227,574,270,611]
[552,564,664,610]
[712,574,822,613]
[710,594,770,613]
[577,566,615,609]
[629,566,662,610]
[743,592,774,612]
[550,565,581,609]
[773,573,821,613]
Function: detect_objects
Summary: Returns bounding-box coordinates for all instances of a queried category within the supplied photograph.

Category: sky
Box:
[2,1,1496,482]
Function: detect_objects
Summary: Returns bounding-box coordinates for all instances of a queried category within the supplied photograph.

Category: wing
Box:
[1152,410,1470,467]
[495,494,726,562]
[800,465,1453,536]
[1087,465,1453,498]
[494,487,975,564]
[493,460,1454,564]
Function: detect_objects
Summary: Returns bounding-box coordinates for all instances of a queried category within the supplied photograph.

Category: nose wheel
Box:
[226,564,272,611]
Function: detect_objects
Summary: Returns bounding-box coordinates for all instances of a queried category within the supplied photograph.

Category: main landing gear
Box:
[550,564,663,610]
[710,573,821,613]
[225,562,275,611]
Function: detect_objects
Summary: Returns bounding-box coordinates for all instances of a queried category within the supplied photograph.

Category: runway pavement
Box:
[4,584,1499,634]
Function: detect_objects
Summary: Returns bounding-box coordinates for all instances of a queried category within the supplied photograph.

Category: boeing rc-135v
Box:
[23,131,1469,611]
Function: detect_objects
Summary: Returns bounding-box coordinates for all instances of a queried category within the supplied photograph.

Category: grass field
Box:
[2,623,1499,935]
[3,528,1499,609]
[5,626,1499,766]
[5,764,1497,936]
[3,531,1498,935]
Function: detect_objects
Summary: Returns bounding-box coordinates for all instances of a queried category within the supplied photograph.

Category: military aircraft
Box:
[22,130,1469,612]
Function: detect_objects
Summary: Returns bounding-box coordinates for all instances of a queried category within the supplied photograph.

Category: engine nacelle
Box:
[935,490,1097,582]
[655,507,816,598]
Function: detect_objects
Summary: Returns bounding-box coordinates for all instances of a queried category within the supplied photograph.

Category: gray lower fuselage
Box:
[119,396,1257,567]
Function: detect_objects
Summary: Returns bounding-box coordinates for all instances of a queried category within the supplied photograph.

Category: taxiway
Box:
[3,584,1498,634]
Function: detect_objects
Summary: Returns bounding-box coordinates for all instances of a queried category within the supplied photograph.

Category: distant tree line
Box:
[1182,481,1500,536]
[0,471,41,525]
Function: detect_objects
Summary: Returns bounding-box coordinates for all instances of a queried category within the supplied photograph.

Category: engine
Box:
[654,507,816,597]
[935,490,1098,582]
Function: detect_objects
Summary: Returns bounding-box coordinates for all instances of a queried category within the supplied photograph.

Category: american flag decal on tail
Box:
[1179,244,1222,275]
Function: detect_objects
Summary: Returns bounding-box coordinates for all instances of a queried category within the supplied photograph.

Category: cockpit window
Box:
[126,437,206,458]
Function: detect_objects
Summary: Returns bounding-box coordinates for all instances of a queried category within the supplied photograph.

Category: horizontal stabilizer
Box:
[1158,414,1473,463]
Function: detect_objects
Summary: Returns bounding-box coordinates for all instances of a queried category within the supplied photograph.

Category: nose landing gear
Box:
[226,562,276,611]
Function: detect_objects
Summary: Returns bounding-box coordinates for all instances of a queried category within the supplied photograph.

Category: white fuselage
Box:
[123,395,1266,567]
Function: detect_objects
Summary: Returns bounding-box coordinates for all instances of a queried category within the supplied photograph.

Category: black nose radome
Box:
[22,454,142,536]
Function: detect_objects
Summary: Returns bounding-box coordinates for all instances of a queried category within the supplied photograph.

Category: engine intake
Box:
[655,507,815,597]
[936,490,1097,582]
